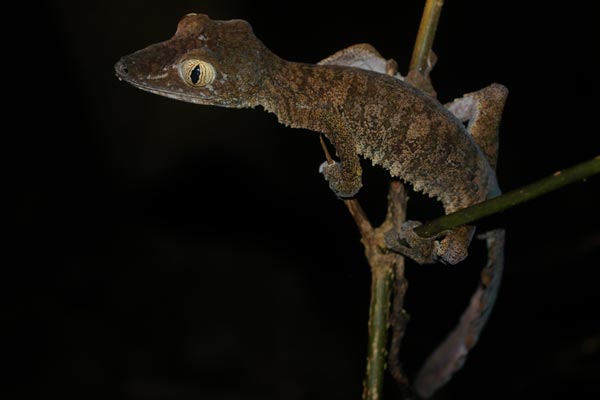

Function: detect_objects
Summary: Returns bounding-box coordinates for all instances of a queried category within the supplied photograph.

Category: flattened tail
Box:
[414,229,505,398]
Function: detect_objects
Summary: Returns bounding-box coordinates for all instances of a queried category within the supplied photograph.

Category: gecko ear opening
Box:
[179,59,216,87]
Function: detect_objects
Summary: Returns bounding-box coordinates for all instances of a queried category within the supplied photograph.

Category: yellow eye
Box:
[180,59,216,87]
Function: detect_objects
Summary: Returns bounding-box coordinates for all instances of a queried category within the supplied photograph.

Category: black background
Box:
[10,0,599,398]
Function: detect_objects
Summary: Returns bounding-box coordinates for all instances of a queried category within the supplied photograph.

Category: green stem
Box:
[415,156,600,238]
[409,0,444,75]
[363,266,393,400]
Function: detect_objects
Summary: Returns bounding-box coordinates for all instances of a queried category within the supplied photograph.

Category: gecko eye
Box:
[179,59,216,87]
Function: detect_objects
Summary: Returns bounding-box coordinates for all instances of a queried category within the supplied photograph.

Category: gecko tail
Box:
[414,229,505,398]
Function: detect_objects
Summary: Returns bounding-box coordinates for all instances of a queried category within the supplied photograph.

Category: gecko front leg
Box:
[319,134,363,198]
[317,44,399,198]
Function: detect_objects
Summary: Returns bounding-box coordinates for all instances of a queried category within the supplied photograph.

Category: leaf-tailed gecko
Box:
[115,14,507,397]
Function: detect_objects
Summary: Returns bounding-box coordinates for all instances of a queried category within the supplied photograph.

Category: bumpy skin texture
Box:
[115,14,506,265]
[116,14,509,397]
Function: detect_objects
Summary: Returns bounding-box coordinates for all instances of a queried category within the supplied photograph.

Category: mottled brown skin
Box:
[116,14,508,397]
[115,13,506,265]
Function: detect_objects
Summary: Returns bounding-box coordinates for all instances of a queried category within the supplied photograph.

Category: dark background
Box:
[10,0,599,398]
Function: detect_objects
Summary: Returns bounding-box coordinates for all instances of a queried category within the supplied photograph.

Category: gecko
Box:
[115,14,508,398]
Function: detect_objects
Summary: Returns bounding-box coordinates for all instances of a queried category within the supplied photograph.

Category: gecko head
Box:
[115,14,270,108]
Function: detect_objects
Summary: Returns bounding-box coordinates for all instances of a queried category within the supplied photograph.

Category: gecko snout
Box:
[114,58,130,80]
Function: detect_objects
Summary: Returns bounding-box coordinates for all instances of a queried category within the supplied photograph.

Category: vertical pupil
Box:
[190,65,201,84]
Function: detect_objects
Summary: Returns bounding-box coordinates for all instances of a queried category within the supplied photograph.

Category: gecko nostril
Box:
[115,58,130,77]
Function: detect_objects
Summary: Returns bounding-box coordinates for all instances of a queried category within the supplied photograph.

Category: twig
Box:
[385,183,411,389]
[407,0,444,96]
[413,155,600,239]
[362,183,410,400]
[363,260,394,400]
[409,0,444,76]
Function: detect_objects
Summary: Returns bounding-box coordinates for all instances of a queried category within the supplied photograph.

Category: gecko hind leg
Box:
[445,83,508,169]
[388,84,508,265]
[386,222,474,265]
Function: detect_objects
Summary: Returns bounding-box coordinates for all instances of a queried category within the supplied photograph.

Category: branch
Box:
[360,183,409,400]
[409,0,444,75]
[413,155,600,239]
[406,0,444,96]
[363,262,394,400]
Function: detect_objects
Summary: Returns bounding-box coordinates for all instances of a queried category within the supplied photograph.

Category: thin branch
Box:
[361,185,409,400]
[363,264,394,400]
[387,266,410,385]
[406,0,444,96]
[385,183,411,390]
[409,0,444,75]
[413,155,600,239]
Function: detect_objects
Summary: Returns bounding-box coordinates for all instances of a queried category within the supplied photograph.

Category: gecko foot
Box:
[319,160,362,198]
[385,221,438,264]
[386,222,473,265]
